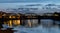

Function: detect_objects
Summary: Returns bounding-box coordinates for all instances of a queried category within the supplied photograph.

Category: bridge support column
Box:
[20,16,26,26]
[0,16,4,28]
[38,18,41,24]
[20,16,23,25]
[38,16,41,24]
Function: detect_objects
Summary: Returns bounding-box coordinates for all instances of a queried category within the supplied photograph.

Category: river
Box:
[2,19,60,33]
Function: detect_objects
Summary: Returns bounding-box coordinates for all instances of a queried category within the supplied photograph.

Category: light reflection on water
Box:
[3,20,20,28]
[3,19,60,33]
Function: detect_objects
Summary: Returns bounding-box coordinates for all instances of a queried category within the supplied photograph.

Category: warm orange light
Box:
[9,16,12,18]
[12,16,16,18]
[8,20,12,27]
[13,20,20,25]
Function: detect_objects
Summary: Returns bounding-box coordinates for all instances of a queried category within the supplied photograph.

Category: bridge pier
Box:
[20,16,22,25]
[20,16,26,26]
[0,16,4,28]
[38,18,41,24]
[38,16,41,24]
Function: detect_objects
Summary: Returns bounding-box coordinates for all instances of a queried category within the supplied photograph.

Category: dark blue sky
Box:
[0,0,60,10]
[0,0,60,13]
[0,0,60,3]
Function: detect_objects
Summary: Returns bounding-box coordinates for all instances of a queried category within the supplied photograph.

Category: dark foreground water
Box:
[2,19,60,33]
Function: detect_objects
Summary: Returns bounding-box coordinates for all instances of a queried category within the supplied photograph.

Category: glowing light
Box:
[8,20,12,27]
[9,16,12,18]
[12,16,16,18]
[54,14,59,16]
[13,20,20,25]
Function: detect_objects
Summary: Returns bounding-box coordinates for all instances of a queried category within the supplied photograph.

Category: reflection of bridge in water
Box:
[0,15,60,27]
[20,15,60,26]
[0,15,60,23]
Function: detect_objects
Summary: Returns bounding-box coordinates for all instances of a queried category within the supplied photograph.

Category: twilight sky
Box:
[0,0,60,3]
[0,0,60,8]
[0,0,60,13]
